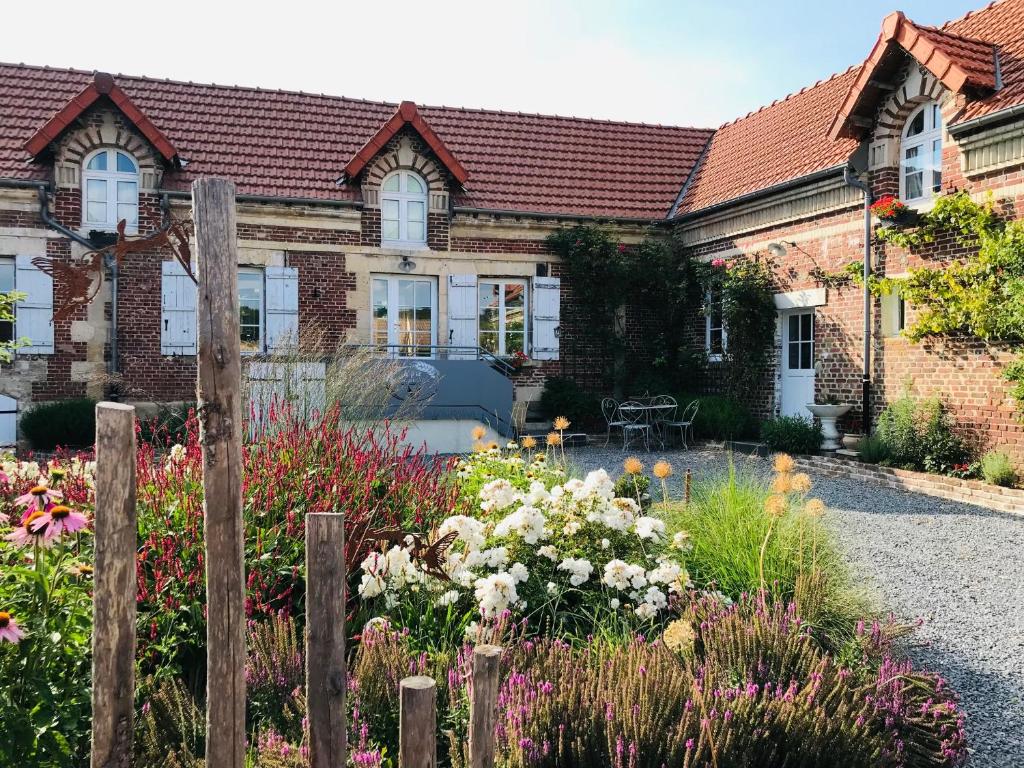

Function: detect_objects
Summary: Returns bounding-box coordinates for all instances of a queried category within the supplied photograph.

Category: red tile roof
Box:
[677,0,1024,217]
[943,0,1024,122]
[342,100,469,186]
[831,11,998,140]
[673,68,863,216]
[0,63,712,219]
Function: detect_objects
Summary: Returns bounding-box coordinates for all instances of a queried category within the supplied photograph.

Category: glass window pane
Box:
[906,109,925,137]
[504,282,524,307]
[788,315,799,340]
[87,178,107,202]
[372,278,388,309]
[479,283,499,310]
[382,175,400,192]
[398,280,414,308]
[0,260,13,293]
[116,152,137,173]
[479,331,499,354]
[903,144,921,168]
[905,171,923,200]
[382,219,400,240]
[506,305,525,332]
[117,204,138,227]
[406,220,425,242]
[800,342,812,369]
[382,199,399,220]
[800,313,812,339]
[86,201,107,223]
[709,329,723,355]
[0,320,12,344]
[788,343,799,369]
[415,281,430,311]
[117,181,137,202]
[240,325,260,353]
[931,104,941,131]
[407,200,425,222]
[406,174,425,193]
[505,332,524,355]
[87,152,107,171]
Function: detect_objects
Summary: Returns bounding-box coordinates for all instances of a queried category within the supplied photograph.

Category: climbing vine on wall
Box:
[699,257,778,401]
[874,192,1024,414]
[546,226,776,400]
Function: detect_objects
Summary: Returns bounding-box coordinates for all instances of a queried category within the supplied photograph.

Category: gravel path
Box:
[567,445,1024,767]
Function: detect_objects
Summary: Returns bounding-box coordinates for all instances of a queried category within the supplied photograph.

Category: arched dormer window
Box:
[83,149,139,232]
[380,170,427,247]
[900,102,942,203]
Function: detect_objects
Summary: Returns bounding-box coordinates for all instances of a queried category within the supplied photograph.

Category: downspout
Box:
[843,167,873,435]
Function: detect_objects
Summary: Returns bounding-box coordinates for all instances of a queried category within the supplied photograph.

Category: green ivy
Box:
[699,258,778,401]
[546,227,776,399]
[874,192,1024,414]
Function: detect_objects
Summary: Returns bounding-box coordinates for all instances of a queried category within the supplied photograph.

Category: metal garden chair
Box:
[619,400,653,452]
[665,399,699,450]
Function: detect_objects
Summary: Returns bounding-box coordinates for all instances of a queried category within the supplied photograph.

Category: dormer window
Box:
[83,149,139,232]
[380,170,427,247]
[900,102,942,203]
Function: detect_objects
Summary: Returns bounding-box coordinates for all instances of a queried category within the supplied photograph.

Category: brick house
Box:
[1,0,1022,457]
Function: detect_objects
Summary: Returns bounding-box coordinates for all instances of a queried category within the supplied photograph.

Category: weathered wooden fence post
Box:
[468,645,502,768]
[400,676,437,768]
[194,177,246,768]
[305,513,347,767]
[91,402,137,768]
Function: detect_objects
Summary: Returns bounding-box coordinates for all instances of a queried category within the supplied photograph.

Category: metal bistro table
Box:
[617,402,674,451]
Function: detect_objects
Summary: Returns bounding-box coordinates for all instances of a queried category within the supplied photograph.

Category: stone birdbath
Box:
[805,403,852,451]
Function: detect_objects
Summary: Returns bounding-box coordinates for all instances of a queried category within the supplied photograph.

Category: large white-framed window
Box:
[880,289,908,338]
[705,289,726,361]
[900,101,943,203]
[0,257,13,346]
[371,274,437,357]
[82,148,139,232]
[380,170,427,247]
[478,279,528,357]
[239,267,265,354]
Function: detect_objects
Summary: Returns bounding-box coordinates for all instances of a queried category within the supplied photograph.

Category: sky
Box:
[3,0,983,127]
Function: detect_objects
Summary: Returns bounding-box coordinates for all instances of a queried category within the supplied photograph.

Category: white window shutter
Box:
[448,274,478,359]
[161,260,197,355]
[15,255,53,354]
[531,276,560,360]
[265,266,299,353]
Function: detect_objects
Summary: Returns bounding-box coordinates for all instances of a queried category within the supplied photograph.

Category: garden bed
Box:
[793,454,1024,514]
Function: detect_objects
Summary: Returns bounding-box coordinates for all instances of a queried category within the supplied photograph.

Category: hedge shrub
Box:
[20,398,96,450]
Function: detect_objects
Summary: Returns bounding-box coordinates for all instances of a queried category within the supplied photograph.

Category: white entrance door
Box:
[372,275,437,357]
[780,310,815,418]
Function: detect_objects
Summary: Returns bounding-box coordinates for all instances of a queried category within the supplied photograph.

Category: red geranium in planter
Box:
[870,195,909,222]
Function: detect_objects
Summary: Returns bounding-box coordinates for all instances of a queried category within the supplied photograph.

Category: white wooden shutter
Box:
[448,274,478,359]
[15,255,53,354]
[161,260,197,355]
[531,276,560,360]
[265,266,299,353]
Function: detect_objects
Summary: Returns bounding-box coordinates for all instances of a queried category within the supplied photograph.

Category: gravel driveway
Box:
[567,445,1024,767]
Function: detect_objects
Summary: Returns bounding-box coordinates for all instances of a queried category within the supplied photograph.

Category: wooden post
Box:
[685,468,692,507]
[91,402,137,768]
[399,676,437,768]
[468,645,502,768]
[305,513,347,767]
[194,178,246,768]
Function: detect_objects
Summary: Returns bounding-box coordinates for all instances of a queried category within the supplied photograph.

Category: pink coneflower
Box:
[31,505,88,540]
[14,484,63,515]
[5,510,53,548]
[0,611,24,644]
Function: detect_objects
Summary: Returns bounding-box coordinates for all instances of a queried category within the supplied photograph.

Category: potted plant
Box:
[508,350,530,370]
[870,195,916,226]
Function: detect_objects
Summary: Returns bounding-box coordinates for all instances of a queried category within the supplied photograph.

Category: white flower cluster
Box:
[1,455,96,488]
[355,468,688,625]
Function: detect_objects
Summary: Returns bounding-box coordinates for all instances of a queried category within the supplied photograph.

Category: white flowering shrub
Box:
[357,457,693,638]
[454,444,567,508]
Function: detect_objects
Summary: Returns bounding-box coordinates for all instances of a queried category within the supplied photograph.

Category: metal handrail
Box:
[341,344,516,378]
